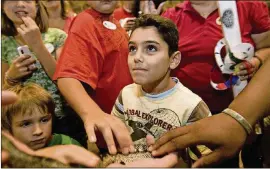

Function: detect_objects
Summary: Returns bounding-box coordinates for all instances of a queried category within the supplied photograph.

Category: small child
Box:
[111,14,212,166]
[1,83,81,150]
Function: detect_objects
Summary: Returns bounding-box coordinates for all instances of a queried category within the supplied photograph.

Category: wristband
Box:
[223,108,253,135]
[4,72,20,86]
[254,55,263,69]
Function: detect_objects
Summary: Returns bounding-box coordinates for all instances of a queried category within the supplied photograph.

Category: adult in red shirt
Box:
[53,1,134,155]
[114,1,134,21]
[161,0,270,167]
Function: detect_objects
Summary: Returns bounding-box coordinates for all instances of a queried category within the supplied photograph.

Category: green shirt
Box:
[47,134,81,147]
[2,28,67,117]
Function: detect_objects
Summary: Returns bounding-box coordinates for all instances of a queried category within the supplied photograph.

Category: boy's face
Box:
[88,0,117,14]
[128,26,174,86]
[11,108,52,150]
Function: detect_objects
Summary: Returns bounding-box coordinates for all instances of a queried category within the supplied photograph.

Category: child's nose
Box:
[33,124,43,136]
[134,51,143,63]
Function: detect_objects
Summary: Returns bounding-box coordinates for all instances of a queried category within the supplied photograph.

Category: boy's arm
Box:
[57,78,133,155]
[186,101,211,125]
[185,101,212,161]
[111,90,125,122]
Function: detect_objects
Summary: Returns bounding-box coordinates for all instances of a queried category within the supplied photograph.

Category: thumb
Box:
[192,150,223,168]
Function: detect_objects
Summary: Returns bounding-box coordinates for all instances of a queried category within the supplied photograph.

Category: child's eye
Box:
[41,117,51,123]
[129,45,137,53]
[20,121,31,127]
[147,45,157,52]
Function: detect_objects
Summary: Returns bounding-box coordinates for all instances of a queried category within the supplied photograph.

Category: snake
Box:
[2,134,153,168]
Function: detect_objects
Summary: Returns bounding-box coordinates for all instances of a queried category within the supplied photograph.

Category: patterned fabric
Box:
[2,28,67,117]
[112,77,211,153]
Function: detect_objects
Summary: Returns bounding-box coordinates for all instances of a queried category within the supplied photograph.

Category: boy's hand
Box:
[234,58,260,81]
[35,145,100,167]
[83,113,135,155]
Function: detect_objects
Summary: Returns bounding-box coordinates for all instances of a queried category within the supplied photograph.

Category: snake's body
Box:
[97,151,153,167]
[2,134,153,168]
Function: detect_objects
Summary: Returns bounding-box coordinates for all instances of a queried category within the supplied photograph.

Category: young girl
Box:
[41,0,75,33]
[1,0,67,119]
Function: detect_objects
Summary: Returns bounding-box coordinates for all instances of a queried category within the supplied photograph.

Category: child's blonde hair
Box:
[1,83,55,132]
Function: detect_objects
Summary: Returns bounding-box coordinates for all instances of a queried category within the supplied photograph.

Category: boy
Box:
[1,83,81,151]
[111,14,211,165]
[53,1,134,154]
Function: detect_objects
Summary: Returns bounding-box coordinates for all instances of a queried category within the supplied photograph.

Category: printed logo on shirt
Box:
[124,108,181,150]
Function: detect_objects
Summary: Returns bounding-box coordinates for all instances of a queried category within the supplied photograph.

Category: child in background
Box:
[1,83,81,150]
[111,14,211,166]
[41,0,75,33]
[1,0,67,120]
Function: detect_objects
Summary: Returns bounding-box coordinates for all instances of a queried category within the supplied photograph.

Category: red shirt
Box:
[63,16,75,34]
[162,1,270,112]
[54,9,132,114]
[113,7,134,21]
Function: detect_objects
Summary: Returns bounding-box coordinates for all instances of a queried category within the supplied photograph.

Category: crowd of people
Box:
[1,0,270,168]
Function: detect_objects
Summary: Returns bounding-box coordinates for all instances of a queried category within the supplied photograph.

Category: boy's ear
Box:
[169,51,181,70]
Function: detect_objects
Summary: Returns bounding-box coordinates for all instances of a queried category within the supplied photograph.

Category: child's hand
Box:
[234,58,260,81]
[16,16,43,50]
[6,55,37,81]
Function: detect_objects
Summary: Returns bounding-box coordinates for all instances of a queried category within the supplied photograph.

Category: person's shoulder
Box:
[1,35,13,44]
[121,83,140,98]
[175,81,202,103]
[52,134,81,146]
[236,0,268,10]
[122,83,137,92]
[72,9,95,25]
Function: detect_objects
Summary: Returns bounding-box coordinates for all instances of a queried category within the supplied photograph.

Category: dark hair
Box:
[1,0,49,36]
[132,0,141,17]
[44,0,66,19]
[60,0,66,19]
[131,14,179,56]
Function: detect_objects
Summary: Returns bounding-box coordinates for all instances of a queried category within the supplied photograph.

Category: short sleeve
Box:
[1,37,14,64]
[249,1,270,34]
[186,101,211,125]
[111,89,125,121]
[53,31,103,90]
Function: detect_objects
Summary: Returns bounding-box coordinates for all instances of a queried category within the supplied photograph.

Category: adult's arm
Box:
[150,57,270,167]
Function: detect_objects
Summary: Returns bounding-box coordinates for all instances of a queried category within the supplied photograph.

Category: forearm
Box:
[229,57,270,125]
[255,47,270,63]
[31,43,56,79]
[57,78,103,121]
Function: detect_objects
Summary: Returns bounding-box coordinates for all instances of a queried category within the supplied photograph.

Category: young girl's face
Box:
[3,1,37,25]
[11,107,52,150]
